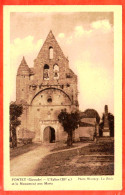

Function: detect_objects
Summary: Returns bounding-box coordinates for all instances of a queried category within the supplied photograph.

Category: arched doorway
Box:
[43,126,55,143]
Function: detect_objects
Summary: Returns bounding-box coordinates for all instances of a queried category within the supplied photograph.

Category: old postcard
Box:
[3,5,122,191]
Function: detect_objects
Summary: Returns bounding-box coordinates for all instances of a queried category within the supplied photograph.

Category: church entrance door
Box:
[43,126,55,143]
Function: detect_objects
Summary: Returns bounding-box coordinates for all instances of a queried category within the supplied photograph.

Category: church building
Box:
[16,31,79,143]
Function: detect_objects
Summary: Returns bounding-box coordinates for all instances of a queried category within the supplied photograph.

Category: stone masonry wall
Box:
[16,31,79,142]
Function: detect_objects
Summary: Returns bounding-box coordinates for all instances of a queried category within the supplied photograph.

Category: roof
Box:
[79,111,97,119]
[79,122,95,127]
[17,57,30,75]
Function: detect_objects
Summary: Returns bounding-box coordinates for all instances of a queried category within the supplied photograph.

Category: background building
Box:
[76,112,99,141]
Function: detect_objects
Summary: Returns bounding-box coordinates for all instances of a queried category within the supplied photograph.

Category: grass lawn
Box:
[10,143,41,159]
[35,141,114,176]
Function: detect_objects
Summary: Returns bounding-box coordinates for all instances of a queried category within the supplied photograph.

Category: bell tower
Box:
[16,31,79,142]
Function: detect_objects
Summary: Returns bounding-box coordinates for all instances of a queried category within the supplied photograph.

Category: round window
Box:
[47,97,52,103]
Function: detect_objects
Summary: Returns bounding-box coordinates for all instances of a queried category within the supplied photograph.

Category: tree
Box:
[84,109,100,124]
[58,109,80,146]
[99,112,114,137]
[10,103,23,148]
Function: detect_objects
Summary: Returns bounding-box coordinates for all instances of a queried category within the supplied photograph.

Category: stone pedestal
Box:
[103,105,110,136]
[103,129,110,136]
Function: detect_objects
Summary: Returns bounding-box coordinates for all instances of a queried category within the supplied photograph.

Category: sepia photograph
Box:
[3,5,122,191]
[9,10,114,176]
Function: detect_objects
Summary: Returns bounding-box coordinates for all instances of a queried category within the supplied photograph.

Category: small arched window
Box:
[49,47,53,59]
[53,64,59,79]
[47,97,52,103]
[44,64,49,69]
[43,64,49,80]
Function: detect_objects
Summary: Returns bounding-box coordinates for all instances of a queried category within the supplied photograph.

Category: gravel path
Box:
[10,144,53,176]
[10,143,90,176]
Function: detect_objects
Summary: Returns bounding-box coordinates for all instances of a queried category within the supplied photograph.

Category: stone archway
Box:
[43,126,55,143]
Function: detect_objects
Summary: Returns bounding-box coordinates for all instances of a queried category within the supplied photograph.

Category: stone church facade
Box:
[16,31,79,143]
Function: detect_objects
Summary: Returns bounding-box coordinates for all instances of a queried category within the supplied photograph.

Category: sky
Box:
[10,12,114,117]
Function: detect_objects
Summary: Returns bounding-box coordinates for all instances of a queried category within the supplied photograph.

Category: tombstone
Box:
[103,105,110,136]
